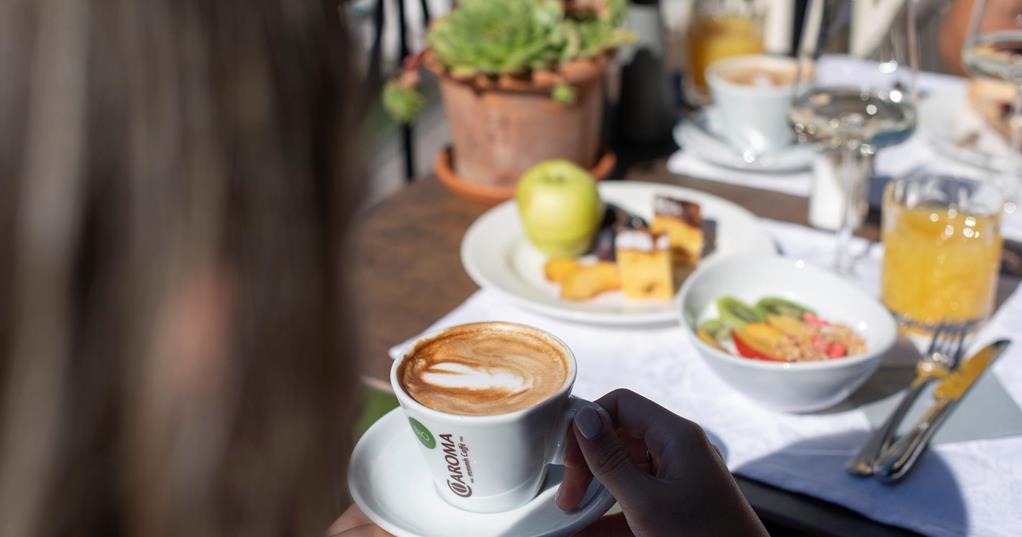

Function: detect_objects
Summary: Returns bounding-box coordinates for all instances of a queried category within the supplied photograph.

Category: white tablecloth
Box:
[390,220,1022,537]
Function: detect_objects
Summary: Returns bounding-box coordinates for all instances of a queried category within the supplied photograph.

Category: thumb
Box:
[573,405,647,503]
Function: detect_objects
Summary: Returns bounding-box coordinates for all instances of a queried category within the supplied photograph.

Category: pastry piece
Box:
[968,77,1018,146]
[544,257,581,283]
[615,230,673,301]
[650,196,704,266]
[591,203,649,262]
[560,262,621,301]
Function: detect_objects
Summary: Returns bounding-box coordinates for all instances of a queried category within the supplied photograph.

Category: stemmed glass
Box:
[790,0,920,275]
[961,0,1022,211]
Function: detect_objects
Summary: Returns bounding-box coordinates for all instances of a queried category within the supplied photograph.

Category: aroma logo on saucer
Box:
[439,433,474,497]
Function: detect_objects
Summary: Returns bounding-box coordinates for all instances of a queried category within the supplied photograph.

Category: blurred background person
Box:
[0,1,363,536]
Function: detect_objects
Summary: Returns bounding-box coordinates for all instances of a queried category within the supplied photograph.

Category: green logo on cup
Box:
[408,417,436,449]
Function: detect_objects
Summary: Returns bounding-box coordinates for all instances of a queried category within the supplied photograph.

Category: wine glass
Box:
[961,0,1022,211]
[790,0,920,275]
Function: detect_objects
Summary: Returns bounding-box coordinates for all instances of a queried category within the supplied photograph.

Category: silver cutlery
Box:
[873,339,1010,483]
[846,323,969,476]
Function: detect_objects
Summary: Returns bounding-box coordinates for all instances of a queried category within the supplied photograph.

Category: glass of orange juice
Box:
[882,173,1004,331]
[687,0,765,96]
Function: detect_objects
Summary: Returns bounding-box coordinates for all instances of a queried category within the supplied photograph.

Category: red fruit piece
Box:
[802,312,827,326]
[733,332,767,359]
[828,343,846,358]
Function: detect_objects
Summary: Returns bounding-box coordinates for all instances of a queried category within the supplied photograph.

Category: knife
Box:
[872,339,1011,483]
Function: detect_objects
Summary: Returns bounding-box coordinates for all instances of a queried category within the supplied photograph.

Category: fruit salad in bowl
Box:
[697,296,867,362]
[677,255,897,413]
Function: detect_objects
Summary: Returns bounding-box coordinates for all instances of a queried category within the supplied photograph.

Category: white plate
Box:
[460,182,776,325]
[918,87,1015,173]
[348,409,616,537]
[673,108,815,173]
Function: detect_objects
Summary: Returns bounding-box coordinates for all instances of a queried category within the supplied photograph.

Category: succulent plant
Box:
[428,0,565,78]
[384,0,632,122]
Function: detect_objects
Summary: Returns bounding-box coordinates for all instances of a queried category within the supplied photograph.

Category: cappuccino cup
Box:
[706,54,800,155]
[391,322,599,513]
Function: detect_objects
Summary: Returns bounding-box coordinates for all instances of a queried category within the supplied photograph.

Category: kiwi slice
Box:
[716,297,762,328]
[755,297,814,319]
[697,319,730,342]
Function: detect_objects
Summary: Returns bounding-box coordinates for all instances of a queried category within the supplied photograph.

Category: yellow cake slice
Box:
[651,196,704,266]
[615,230,673,301]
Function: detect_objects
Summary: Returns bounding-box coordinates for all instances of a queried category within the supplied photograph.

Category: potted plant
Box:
[385,0,631,203]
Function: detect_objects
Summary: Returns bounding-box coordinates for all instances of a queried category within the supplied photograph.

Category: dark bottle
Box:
[617,0,676,145]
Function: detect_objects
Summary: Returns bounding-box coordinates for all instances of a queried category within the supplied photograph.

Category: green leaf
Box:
[551,83,576,105]
[382,82,424,124]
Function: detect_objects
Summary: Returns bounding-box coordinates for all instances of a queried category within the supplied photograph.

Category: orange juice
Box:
[882,206,1002,328]
[688,15,764,91]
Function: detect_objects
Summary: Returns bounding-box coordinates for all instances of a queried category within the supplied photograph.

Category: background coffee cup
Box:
[706,54,799,155]
[390,322,600,513]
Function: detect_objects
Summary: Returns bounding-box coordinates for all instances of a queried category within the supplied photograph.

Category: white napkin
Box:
[388,220,1022,537]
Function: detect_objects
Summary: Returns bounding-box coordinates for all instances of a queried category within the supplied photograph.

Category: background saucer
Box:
[349,409,616,537]
[674,108,815,173]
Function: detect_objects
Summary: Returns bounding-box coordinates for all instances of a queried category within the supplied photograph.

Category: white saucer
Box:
[348,409,617,537]
[917,87,1015,173]
[674,108,814,173]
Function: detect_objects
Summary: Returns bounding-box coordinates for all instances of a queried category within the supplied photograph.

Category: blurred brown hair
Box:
[0,1,361,536]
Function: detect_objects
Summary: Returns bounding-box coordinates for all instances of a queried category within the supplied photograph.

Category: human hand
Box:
[556,389,767,537]
[327,505,393,537]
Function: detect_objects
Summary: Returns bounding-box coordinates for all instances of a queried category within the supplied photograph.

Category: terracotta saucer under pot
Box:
[434,146,616,206]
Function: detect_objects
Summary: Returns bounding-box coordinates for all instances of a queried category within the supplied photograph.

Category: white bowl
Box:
[677,255,897,413]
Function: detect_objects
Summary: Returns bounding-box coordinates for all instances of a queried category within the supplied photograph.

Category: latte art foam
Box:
[420,362,534,393]
[399,324,569,416]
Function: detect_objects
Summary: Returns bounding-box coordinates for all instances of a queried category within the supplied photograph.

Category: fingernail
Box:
[575,406,602,440]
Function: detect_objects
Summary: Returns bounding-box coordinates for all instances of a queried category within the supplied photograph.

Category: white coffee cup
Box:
[706,54,800,155]
[390,322,599,513]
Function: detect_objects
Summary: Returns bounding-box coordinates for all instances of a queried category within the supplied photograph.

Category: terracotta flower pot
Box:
[427,52,609,190]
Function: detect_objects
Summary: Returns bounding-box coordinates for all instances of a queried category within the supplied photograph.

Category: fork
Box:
[845,322,969,476]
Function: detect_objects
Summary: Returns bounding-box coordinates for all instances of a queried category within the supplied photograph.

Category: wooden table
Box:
[352,160,918,537]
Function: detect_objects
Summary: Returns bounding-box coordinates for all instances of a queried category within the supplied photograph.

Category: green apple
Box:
[515,160,602,256]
